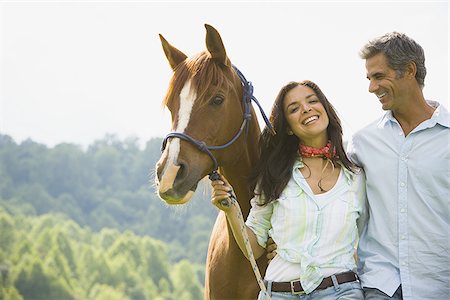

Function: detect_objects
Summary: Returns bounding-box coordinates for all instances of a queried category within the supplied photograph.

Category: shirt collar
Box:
[378,100,450,129]
[430,101,450,128]
[295,156,355,184]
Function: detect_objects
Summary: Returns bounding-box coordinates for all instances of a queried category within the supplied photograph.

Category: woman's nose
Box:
[302,105,312,113]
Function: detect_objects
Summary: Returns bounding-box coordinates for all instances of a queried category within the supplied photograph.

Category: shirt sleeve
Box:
[355,170,369,238]
[347,135,362,166]
[245,195,274,248]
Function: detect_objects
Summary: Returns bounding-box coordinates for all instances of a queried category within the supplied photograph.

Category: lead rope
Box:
[227,195,271,300]
[210,172,271,300]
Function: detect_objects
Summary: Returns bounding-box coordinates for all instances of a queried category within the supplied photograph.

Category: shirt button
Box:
[401,235,407,240]
[400,208,406,213]
[401,261,408,266]
[400,182,406,187]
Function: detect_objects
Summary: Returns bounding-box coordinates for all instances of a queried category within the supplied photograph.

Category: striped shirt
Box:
[245,158,367,293]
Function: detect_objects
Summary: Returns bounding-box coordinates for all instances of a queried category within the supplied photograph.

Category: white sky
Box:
[0,1,448,148]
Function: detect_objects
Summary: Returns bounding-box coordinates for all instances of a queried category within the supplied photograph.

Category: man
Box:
[347,32,449,299]
[266,32,449,299]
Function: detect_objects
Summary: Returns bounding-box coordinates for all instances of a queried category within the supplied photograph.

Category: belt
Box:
[266,271,358,295]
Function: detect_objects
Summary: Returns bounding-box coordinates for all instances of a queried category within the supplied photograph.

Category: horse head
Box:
[155,24,253,205]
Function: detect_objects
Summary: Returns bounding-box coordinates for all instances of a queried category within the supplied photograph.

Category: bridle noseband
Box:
[161,65,273,181]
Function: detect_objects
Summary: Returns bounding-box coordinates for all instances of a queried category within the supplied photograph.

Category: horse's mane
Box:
[163,52,237,108]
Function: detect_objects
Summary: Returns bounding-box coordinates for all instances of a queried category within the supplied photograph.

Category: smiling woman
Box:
[211,80,368,299]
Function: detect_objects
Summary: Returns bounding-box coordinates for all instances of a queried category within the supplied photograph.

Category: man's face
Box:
[365,53,409,111]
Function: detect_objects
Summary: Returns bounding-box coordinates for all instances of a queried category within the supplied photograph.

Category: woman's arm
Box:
[211,176,265,260]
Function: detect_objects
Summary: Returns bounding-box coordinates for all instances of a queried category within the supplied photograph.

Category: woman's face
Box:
[283,85,329,147]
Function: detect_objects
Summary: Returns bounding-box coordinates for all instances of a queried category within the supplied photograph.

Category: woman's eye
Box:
[210,95,224,106]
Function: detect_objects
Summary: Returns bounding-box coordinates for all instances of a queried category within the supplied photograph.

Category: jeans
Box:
[363,286,403,300]
[257,281,363,300]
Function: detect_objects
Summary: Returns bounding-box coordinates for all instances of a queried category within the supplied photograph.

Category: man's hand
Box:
[266,237,277,263]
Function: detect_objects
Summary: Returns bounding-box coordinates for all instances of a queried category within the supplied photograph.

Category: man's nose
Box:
[368,80,378,93]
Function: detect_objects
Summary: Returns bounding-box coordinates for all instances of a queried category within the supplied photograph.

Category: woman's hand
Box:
[211,174,235,212]
[211,174,266,261]
[266,237,278,263]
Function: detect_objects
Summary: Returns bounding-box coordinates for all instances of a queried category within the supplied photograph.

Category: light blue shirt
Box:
[347,101,450,299]
[245,158,367,294]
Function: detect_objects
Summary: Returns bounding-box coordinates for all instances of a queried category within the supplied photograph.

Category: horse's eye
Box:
[210,95,224,106]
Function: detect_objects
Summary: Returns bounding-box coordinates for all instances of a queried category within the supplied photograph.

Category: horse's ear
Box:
[205,24,231,67]
[159,34,188,70]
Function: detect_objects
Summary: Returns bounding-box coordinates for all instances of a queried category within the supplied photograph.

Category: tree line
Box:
[0,133,219,299]
[0,208,203,299]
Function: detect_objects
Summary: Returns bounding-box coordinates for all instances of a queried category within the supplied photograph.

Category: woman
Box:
[211,80,367,299]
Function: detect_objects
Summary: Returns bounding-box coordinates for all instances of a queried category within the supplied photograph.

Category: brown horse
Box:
[155,24,268,299]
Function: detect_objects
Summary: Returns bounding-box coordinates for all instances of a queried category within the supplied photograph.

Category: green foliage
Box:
[0,133,219,298]
[0,285,24,300]
[170,260,203,300]
[0,209,205,299]
[0,212,15,253]
[14,259,73,300]
[0,134,217,263]
[88,284,129,300]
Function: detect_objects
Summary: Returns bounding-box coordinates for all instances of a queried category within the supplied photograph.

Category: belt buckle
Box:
[290,280,306,295]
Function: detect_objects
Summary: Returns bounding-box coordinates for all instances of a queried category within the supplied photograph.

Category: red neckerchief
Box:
[298,141,336,160]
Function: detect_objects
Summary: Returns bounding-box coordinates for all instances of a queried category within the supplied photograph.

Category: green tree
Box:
[43,248,72,290]
[145,239,171,285]
[0,285,23,300]
[90,135,125,190]
[14,184,56,215]
[0,138,47,188]
[88,283,129,300]
[55,193,84,224]
[15,259,72,300]
[43,143,99,198]
[0,210,16,254]
[170,260,203,300]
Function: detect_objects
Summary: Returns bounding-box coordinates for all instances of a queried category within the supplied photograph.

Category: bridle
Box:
[161,65,274,181]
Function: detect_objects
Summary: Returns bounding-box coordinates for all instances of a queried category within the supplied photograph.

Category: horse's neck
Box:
[221,118,260,217]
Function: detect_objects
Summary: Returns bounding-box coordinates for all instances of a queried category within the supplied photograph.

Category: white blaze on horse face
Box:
[159,79,196,194]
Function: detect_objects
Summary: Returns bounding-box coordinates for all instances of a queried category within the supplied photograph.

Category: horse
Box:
[155,24,269,299]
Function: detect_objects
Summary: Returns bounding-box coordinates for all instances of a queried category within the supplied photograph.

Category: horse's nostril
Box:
[175,161,187,181]
[156,164,162,181]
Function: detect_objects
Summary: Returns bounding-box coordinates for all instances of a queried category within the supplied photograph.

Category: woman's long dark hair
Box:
[250,80,357,204]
